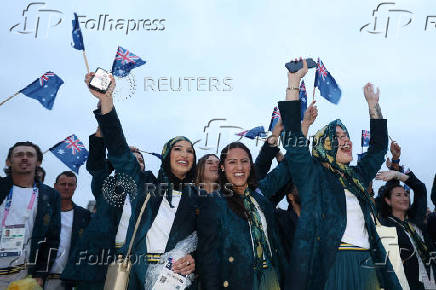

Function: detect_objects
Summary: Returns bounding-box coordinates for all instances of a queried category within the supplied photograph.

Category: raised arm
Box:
[258,58,318,199]
[254,121,282,181]
[376,170,427,225]
[84,73,142,183]
[353,83,388,186]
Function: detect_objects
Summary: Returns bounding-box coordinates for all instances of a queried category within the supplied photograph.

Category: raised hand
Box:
[85,72,115,114]
[302,100,318,137]
[390,141,401,159]
[286,57,308,101]
[363,83,383,119]
[376,170,409,182]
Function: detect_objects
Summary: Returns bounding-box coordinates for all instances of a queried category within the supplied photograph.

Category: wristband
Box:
[286,87,299,92]
[392,159,400,164]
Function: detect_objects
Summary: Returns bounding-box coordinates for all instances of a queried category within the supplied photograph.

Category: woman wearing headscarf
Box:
[85,73,199,289]
[281,58,402,290]
[377,170,436,289]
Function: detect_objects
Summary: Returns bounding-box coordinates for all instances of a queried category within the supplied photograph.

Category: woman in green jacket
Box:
[281,58,402,290]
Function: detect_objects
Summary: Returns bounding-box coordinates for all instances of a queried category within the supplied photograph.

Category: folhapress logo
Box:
[10,2,167,39]
[77,15,166,35]
[9,2,63,38]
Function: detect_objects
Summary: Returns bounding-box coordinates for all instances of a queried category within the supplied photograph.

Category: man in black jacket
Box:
[0,142,60,288]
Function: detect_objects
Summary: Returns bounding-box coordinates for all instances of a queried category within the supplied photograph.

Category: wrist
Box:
[391,158,400,164]
[267,135,279,147]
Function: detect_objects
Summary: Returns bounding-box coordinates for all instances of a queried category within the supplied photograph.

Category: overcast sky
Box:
[1,0,435,209]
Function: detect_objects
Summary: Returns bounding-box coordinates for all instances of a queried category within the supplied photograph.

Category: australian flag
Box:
[20,72,64,110]
[50,134,89,173]
[72,13,84,50]
[112,46,146,77]
[299,80,307,121]
[268,106,281,132]
[314,58,341,104]
[236,126,266,140]
[361,130,370,147]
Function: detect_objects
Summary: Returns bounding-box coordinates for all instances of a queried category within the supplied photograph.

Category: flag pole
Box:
[312,87,316,103]
[43,149,50,154]
[0,92,19,107]
[388,135,394,142]
[82,50,90,73]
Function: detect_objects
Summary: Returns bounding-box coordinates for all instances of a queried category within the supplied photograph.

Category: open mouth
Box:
[176,160,188,166]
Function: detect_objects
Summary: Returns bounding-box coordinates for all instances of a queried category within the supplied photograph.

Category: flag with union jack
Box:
[314,58,341,104]
[111,46,146,77]
[72,13,85,50]
[268,106,281,131]
[361,130,370,147]
[20,72,64,110]
[236,126,266,140]
[49,134,89,173]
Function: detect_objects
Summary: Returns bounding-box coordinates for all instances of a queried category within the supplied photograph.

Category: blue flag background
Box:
[19,72,64,110]
[236,126,266,139]
[49,134,89,173]
[72,13,84,50]
[112,46,146,77]
[314,58,341,104]
[268,106,281,131]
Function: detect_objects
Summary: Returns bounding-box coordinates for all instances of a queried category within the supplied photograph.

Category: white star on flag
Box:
[57,149,65,155]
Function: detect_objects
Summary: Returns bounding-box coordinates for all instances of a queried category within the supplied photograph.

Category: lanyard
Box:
[2,183,38,227]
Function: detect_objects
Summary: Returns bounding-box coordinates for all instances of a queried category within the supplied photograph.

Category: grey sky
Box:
[1,0,435,209]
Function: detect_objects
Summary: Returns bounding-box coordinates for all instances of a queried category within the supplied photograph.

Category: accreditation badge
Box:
[0,224,25,257]
[152,258,188,290]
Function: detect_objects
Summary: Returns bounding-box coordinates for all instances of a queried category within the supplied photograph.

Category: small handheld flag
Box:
[299,80,307,121]
[72,13,89,72]
[268,106,281,132]
[19,72,64,110]
[236,126,266,140]
[112,46,146,77]
[314,58,341,104]
[361,130,370,147]
[49,134,89,173]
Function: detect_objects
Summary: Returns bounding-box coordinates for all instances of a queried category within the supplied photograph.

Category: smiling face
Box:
[335,126,353,164]
[385,186,410,214]
[169,141,194,180]
[203,155,219,183]
[221,148,251,193]
[6,146,40,175]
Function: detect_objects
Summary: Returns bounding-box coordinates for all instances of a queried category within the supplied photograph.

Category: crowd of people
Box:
[1,59,435,290]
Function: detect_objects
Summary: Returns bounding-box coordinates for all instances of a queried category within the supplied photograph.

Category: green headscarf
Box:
[312,119,376,216]
[157,136,196,207]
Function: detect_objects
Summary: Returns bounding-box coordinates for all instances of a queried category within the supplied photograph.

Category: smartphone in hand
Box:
[285,58,317,73]
[89,68,112,94]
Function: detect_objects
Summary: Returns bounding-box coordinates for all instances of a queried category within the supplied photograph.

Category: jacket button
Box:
[228,257,234,263]
[317,236,320,241]
[223,281,229,287]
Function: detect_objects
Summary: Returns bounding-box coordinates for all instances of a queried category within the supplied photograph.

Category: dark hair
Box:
[219,142,257,219]
[4,141,43,175]
[55,171,77,184]
[36,166,46,183]
[195,154,219,186]
[380,180,407,218]
[161,143,197,186]
[130,147,145,164]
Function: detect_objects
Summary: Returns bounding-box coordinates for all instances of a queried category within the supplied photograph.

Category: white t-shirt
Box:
[146,190,183,253]
[0,186,38,268]
[341,189,370,249]
[115,198,132,248]
[50,209,74,274]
